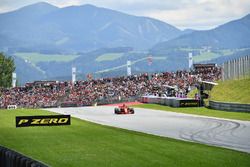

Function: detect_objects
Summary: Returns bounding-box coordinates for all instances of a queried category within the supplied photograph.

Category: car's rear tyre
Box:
[115,108,120,114]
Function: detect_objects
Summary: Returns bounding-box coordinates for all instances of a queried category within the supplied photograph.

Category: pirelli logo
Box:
[16,115,71,128]
[179,100,199,107]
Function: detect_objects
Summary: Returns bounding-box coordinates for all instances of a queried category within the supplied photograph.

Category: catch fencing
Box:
[222,55,250,81]
[209,55,250,111]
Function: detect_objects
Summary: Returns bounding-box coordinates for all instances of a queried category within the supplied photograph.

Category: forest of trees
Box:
[0,52,15,88]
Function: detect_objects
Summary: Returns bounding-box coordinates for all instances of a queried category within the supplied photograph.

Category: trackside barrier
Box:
[209,100,250,112]
[139,96,200,107]
[97,97,139,105]
[0,146,48,167]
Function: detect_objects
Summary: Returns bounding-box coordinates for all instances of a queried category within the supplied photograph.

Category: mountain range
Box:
[0,2,249,84]
[151,14,250,53]
[1,2,249,54]
[0,2,183,52]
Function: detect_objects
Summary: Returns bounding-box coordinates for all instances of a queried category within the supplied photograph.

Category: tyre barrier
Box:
[209,100,250,112]
[0,146,48,167]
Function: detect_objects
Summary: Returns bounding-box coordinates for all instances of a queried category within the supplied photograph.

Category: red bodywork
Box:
[114,104,134,114]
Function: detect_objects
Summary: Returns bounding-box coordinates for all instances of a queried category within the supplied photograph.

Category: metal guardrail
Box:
[209,100,250,112]
[0,146,48,167]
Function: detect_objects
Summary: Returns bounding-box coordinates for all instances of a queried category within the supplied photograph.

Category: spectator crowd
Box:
[0,66,221,108]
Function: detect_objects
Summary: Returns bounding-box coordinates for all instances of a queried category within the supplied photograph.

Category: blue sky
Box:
[0,0,250,30]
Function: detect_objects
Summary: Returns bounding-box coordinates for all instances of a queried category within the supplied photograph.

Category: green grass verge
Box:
[14,52,79,63]
[95,53,123,62]
[1,109,250,167]
[133,104,250,121]
[211,78,250,104]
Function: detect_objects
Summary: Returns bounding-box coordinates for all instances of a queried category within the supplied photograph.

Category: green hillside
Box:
[15,52,79,63]
[210,78,250,104]
[95,53,124,62]
[193,52,220,62]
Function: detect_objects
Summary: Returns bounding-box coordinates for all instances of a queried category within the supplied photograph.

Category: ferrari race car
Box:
[114,104,135,114]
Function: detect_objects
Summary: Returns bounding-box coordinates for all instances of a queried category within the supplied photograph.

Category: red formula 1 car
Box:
[114,104,135,114]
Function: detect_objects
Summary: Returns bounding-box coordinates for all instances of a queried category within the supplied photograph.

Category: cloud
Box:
[0,0,249,30]
[137,0,250,29]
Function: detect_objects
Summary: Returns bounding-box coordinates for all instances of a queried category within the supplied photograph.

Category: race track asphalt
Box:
[45,106,250,153]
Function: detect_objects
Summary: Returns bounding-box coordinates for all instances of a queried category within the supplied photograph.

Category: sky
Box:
[0,0,250,30]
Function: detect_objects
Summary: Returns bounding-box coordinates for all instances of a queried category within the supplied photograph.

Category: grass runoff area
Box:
[133,104,250,121]
[0,109,250,167]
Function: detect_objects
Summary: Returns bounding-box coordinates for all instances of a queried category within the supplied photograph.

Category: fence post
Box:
[248,55,250,77]
[222,63,224,81]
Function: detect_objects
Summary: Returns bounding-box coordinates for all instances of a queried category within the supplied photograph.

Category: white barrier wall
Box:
[209,101,250,112]
[140,96,199,107]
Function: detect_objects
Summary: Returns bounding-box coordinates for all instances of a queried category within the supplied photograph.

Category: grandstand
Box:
[0,66,221,109]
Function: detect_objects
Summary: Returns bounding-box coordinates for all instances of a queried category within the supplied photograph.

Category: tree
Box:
[0,52,15,88]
